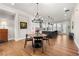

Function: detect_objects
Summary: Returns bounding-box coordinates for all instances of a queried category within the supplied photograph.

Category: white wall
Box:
[0,4,33,41]
[62,21,71,34]
[71,4,79,48]
[0,13,15,40]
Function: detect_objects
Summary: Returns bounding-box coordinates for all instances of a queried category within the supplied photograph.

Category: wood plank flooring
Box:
[0,35,79,56]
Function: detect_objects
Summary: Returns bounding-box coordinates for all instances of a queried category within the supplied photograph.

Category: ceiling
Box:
[0,9,15,20]
[1,3,77,22]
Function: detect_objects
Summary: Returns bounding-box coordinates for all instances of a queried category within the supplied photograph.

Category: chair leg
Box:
[46,39,48,43]
[33,48,35,53]
[24,39,27,48]
[42,41,44,53]
[46,39,50,45]
[32,40,35,53]
[33,45,35,53]
[48,39,50,45]
[42,46,44,53]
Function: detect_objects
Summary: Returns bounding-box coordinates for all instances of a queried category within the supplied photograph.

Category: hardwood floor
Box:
[0,35,79,56]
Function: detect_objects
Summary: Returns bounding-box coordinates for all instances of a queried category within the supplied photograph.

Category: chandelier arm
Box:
[36,3,39,13]
[32,3,43,24]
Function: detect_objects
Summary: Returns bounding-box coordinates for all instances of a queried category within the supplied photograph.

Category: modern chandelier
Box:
[32,3,43,23]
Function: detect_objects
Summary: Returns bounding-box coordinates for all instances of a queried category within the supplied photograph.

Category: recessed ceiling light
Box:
[11,3,15,5]
[64,8,67,10]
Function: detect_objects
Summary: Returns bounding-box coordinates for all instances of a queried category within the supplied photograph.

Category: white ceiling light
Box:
[11,3,15,5]
[64,8,67,10]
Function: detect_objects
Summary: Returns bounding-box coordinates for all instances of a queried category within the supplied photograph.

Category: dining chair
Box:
[32,36,44,53]
[43,34,50,45]
[24,34,33,48]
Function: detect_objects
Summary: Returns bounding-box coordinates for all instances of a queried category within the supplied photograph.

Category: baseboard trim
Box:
[14,38,25,41]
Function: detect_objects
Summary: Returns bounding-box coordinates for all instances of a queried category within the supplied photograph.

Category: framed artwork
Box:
[20,22,27,29]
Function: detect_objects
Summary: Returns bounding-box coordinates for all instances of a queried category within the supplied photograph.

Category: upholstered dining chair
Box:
[24,34,33,48]
[32,36,44,53]
[43,34,50,45]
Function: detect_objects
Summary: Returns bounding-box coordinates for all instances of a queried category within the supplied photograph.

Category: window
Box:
[53,23,56,31]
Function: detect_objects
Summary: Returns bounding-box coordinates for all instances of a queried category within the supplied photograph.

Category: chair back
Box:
[26,34,28,38]
[34,36,43,39]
